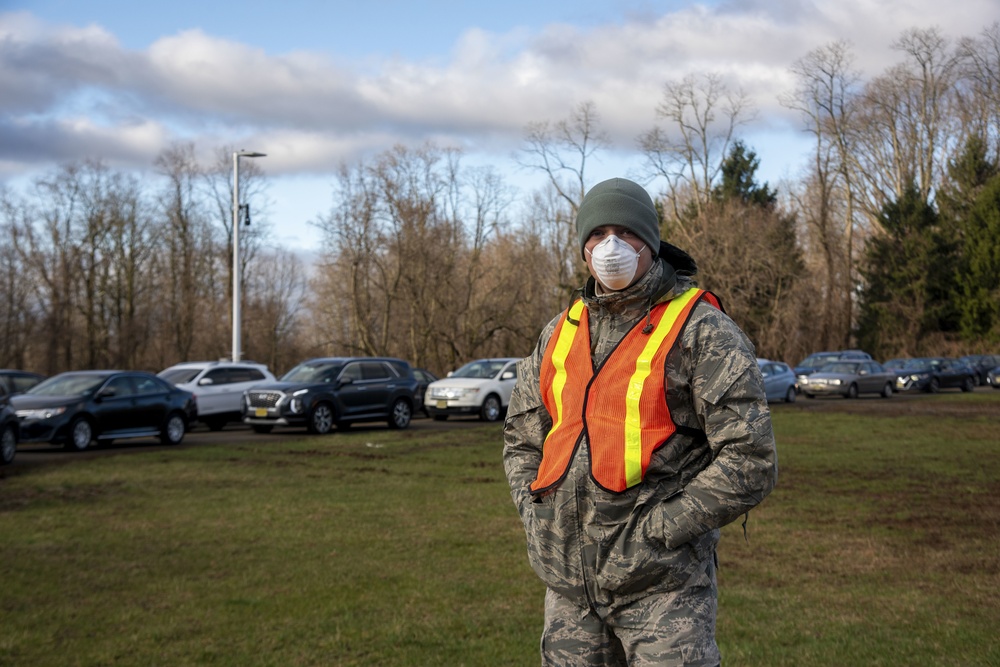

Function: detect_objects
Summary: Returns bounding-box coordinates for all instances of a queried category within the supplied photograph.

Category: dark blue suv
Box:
[242,357,419,435]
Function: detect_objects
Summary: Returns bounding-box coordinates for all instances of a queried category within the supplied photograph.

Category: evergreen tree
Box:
[937,135,1000,343]
[712,140,778,208]
[857,182,957,358]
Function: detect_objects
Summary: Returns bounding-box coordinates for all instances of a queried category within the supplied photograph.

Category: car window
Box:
[826,362,859,374]
[104,376,135,398]
[28,374,107,396]
[283,362,340,383]
[159,368,202,384]
[361,362,391,381]
[134,375,166,395]
[776,363,789,374]
[204,368,231,384]
[228,368,256,383]
[11,374,42,393]
[246,368,265,381]
[339,363,363,383]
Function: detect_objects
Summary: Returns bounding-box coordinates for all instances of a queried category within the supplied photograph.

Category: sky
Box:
[1,0,996,250]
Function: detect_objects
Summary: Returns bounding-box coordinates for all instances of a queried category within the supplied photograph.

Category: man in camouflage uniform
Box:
[503,178,778,666]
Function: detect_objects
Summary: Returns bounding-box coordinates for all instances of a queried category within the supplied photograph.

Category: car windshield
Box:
[158,368,201,384]
[451,360,507,379]
[27,374,107,396]
[281,362,341,382]
[823,362,860,374]
[800,353,841,367]
[902,358,937,370]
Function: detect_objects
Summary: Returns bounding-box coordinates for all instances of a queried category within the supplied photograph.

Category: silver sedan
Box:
[799,361,896,399]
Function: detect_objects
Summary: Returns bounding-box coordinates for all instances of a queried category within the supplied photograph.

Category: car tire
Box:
[881,383,893,399]
[927,378,940,393]
[479,394,502,422]
[784,386,796,403]
[388,398,412,430]
[252,425,274,434]
[1,424,16,465]
[66,417,93,452]
[846,383,858,399]
[307,403,334,435]
[961,377,975,393]
[432,414,449,421]
[160,412,187,445]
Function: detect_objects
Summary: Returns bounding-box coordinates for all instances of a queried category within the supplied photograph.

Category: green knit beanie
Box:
[576,178,660,259]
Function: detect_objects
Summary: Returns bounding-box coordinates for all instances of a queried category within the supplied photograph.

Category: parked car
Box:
[159,361,276,430]
[1,393,19,465]
[987,365,1000,389]
[959,354,1000,386]
[894,357,977,393]
[242,357,419,434]
[0,369,46,397]
[757,359,797,403]
[794,350,873,379]
[411,368,439,417]
[425,358,520,422]
[798,360,896,399]
[11,371,197,451]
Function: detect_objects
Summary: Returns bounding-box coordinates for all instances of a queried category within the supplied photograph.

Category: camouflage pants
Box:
[540,558,720,667]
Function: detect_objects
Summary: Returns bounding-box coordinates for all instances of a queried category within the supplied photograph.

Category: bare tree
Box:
[639,72,755,228]
[518,101,609,292]
[782,41,862,348]
[955,22,1000,162]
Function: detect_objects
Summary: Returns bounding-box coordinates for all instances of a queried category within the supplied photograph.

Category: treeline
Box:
[2,25,999,378]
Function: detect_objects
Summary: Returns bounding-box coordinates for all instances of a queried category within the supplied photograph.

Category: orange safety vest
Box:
[531,287,720,494]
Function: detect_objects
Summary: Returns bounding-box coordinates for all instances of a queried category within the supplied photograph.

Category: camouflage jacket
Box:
[503,249,778,615]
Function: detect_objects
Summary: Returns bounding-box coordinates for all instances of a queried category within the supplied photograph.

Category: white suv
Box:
[426,358,519,422]
[158,361,276,430]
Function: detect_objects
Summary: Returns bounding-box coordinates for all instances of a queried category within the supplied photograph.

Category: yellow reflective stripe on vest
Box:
[622,287,702,487]
[546,300,587,444]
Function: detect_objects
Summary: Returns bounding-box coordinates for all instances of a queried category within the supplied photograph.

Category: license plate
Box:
[255,408,268,417]
[436,400,448,409]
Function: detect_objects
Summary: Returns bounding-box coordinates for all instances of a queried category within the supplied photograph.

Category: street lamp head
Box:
[236,150,267,158]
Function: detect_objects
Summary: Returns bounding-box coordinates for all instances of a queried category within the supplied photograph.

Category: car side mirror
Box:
[198,378,214,386]
[338,377,353,386]
[446,371,454,378]
[96,387,116,400]
[501,371,515,380]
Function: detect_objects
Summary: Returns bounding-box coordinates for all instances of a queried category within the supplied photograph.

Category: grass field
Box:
[1,393,998,666]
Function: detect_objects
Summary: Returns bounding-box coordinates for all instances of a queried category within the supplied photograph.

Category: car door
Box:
[760,363,779,400]
[497,361,518,406]
[858,362,878,393]
[132,374,171,431]
[358,361,394,416]
[93,375,139,436]
[195,368,231,415]
[335,362,368,418]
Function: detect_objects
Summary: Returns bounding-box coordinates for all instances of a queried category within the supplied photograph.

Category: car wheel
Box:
[160,412,187,445]
[307,403,334,435]
[1,424,16,465]
[252,425,274,434]
[66,417,93,452]
[961,377,975,393]
[846,383,858,399]
[388,398,411,430]
[881,383,893,399]
[479,394,502,422]
[432,414,449,421]
[927,377,940,393]
[784,386,796,403]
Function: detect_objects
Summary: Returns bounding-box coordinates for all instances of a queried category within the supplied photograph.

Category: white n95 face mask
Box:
[585,234,645,291]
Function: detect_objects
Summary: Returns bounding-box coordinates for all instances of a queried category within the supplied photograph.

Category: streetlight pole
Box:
[232,150,266,362]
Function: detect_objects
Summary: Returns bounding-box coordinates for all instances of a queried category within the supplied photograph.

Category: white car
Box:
[158,361,276,430]
[426,358,520,422]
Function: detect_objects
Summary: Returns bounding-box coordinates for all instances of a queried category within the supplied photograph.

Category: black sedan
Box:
[894,358,977,393]
[11,371,197,451]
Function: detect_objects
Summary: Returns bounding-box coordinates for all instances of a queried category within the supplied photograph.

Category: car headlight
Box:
[16,407,66,420]
[830,379,842,386]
